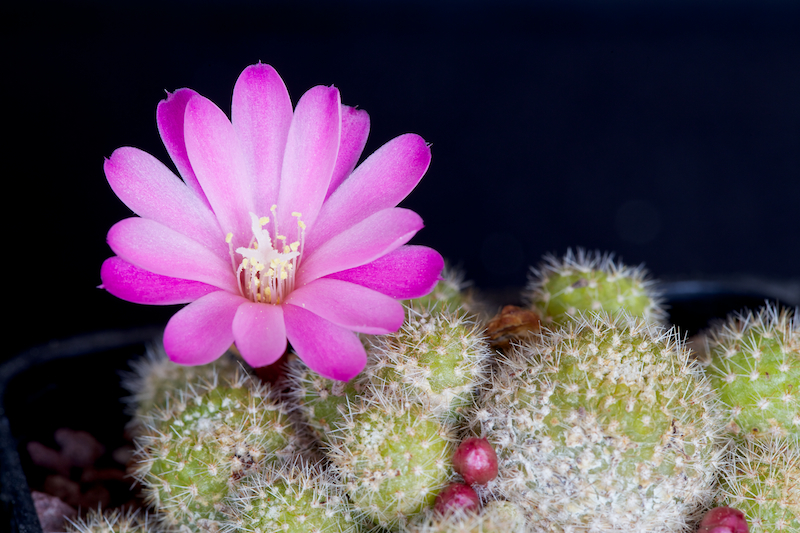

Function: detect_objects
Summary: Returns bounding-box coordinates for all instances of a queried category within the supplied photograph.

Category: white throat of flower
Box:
[227,206,305,305]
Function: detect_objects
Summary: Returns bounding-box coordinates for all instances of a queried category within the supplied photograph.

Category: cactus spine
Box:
[474,312,724,532]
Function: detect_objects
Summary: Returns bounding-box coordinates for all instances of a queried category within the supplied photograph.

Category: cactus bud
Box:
[697,507,749,533]
[434,483,480,515]
[452,437,498,485]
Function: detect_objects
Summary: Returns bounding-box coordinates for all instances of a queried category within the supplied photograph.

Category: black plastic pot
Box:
[1,281,797,533]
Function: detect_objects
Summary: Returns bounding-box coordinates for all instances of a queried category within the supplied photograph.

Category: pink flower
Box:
[100,63,443,381]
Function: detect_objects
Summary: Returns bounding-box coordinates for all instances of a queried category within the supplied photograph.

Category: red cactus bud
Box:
[697,507,749,533]
[452,437,498,485]
[434,483,480,515]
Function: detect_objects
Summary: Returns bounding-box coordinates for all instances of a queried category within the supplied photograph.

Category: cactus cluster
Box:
[70,250,800,533]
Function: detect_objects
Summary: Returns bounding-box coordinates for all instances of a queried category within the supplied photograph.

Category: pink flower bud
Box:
[697,507,749,533]
[452,437,498,485]
[434,483,480,515]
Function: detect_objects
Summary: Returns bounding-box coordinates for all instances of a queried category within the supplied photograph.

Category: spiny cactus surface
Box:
[130,370,305,531]
[526,249,666,327]
[715,436,800,532]
[401,500,528,533]
[224,458,363,533]
[65,508,155,533]
[702,304,799,439]
[474,312,724,532]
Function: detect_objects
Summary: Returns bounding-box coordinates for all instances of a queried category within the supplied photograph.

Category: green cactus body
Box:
[402,501,528,533]
[526,249,665,328]
[366,309,491,422]
[131,371,305,531]
[122,342,243,429]
[66,509,155,533]
[224,459,363,533]
[475,313,724,532]
[327,396,457,530]
[716,437,800,532]
[288,357,366,444]
[703,304,800,439]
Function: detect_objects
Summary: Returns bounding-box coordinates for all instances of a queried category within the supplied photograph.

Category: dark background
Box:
[4,0,799,360]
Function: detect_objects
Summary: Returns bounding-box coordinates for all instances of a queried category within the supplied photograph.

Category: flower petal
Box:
[107,217,238,293]
[325,105,369,199]
[284,305,366,381]
[100,256,218,304]
[305,133,430,256]
[104,146,227,259]
[297,207,423,286]
[163,291,245,365]
[184,94,254,249]
[156,88,210,207]
[285,278,404,334]
[325,245,444,299]
[232,302,287,367]
[276,85,341,243]
[232,63,293,215]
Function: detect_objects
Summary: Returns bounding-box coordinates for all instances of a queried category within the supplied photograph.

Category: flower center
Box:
[227,206,305,304]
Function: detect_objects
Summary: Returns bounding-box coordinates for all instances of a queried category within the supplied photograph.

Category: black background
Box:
[4,0,799,360]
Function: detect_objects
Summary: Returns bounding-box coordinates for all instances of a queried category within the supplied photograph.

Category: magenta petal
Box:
[326,245,444,299]
[231,302,287,367]
[232,63,293,215]
[104,147,227,259]
[184,94,254,249]
[285,278,404,334]
[297,208,423,286]
[305,133,430,256]
[100,256,218,305]
[156,88,210,207]
[107,218,238,293]
[276,85,341,243]
[325,105,369,199]
[283,305,366,381]
[163,291,245,365]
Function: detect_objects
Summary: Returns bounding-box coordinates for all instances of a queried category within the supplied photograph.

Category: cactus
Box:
[364,308,492,422]
[702,303,800,439]
[122,341,244,431]
[326,390,457,530]
[130,369,306,531]
[405,265,477,318]
[65,509,155,533]
[402,500,528,533]
[526,249,666,327]
[223,458,363,533]
[715,436,800,532]
[473,312,724,532]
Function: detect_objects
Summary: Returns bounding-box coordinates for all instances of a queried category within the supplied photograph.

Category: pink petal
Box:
[163,291,246,365]
[283,305,367,381]
[184,94,255,250]
[100,256,218,305]
[285,278,404,334]
[231,302,287,367]
[325,105,369,199]
[297,208,423,286]
[156,88,210,207]
[232,63,293,215]
[276,85,341,244]
[326,245,444,299]
[107,217,238,293]
[104,147,227,259]
[305,133,430,256]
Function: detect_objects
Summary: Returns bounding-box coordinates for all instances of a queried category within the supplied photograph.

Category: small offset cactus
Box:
[526,249,666,327]
[326,391,457,530]
[65,508,155,533]
[365,308,492,422]
[715,437,800,532]
[702,303,800,438]
[405,265,477,317]
[121,341,243,430]
[474,312,724,532]
[130,369,306,531]
[224,458,363,533]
